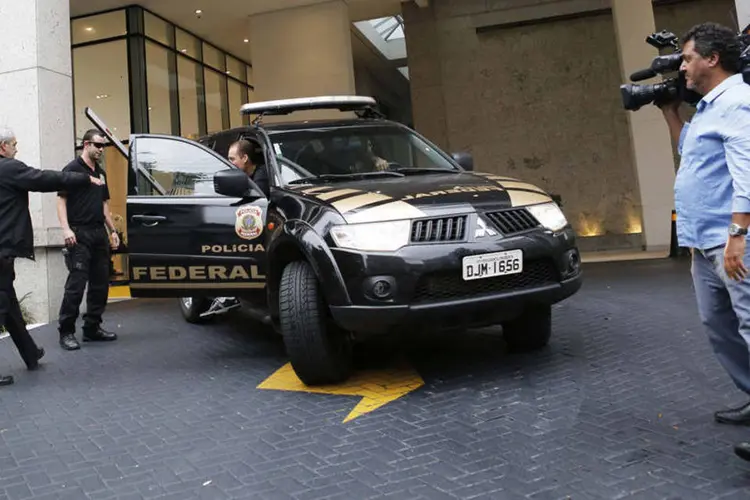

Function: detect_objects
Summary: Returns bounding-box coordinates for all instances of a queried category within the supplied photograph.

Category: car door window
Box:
[132,136,231,197]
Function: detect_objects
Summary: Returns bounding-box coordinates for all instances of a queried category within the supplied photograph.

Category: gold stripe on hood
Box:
[496,180,546,192]
[344,201,425,224]
[507,190,551,207]
[332,192,392,214]
[315,188,361,201]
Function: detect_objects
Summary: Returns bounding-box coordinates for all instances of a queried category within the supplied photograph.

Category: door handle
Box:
[131,214,167,227]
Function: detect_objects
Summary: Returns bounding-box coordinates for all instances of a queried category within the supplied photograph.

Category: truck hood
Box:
[288,171,553,224]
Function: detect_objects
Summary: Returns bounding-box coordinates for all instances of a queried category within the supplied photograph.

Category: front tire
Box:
[179,296,213,324]
[279,260,353,385]
[502,305,552,352]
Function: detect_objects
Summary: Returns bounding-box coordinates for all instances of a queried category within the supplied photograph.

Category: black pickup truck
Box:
[85,96,582,386]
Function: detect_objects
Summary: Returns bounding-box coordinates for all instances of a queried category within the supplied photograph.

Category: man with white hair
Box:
[0,127,103,385]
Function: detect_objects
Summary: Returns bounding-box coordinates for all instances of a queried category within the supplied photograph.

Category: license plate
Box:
[462,250,523,281]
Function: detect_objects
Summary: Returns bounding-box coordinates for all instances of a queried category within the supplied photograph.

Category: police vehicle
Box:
[84,96,582,386]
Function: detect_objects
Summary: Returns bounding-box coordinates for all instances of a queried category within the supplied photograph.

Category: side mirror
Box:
[452,152,473,171]
[213,168,264,198]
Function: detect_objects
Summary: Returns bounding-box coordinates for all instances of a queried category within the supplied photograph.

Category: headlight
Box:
[527,202,568,232]
[330,220,411,252]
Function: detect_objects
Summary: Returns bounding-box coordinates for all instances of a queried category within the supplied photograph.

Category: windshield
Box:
[267,124,459,185]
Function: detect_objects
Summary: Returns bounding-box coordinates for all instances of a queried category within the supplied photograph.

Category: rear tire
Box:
[502,305,552,352]
[179,296,213,324]
[279,260,353,386]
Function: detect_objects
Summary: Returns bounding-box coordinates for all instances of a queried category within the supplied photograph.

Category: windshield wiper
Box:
[289,171,404,185]
[390,167,461,175]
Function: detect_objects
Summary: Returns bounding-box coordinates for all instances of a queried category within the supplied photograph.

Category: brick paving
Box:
[1,257,750,499]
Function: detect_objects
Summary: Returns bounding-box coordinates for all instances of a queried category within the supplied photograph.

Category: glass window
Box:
[132,136,229,197]
[176,29,201,59]
[71,10,127,45]
[177,55,201,139]
[144,11,171,46]
[145,41,172,134]
[227,80,246,129]
[268,125,458,185]
[73,40,131,143]
[227,56,245,82]
[204,69,227,134]
[203,43,225,71]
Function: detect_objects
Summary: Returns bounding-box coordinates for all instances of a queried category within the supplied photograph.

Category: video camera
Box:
[620,27,750,111]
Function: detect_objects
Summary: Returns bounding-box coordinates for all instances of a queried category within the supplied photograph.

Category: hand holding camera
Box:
[620,28,749,112]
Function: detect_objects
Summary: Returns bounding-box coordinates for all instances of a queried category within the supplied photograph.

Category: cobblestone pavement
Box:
[2,257,750,499]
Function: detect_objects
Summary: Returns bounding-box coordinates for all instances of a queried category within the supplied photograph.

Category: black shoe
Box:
[0,375,13,386]
[735,442,750,461]
[26,347,44,370]
[83,328,117,342]
[60,334,81,351]
[715,401,750,425]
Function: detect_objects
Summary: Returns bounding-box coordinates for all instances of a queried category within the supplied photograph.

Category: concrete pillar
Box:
[737,0,750,29]
[248,0,357,121]
[612,0,677,254]
[0,0,74,324]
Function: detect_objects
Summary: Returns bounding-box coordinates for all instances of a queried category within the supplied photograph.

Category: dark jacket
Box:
[0,157,90,260]
[251,164,270,197]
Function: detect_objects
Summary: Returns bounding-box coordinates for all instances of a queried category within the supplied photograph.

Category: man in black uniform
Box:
[228,139,270,197]
[0,127,102,385]
[57,129,119,351]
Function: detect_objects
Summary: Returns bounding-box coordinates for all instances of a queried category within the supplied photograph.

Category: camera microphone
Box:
[630,68,657,81]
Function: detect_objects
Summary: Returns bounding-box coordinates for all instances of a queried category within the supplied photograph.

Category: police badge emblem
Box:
[235,205,263,240]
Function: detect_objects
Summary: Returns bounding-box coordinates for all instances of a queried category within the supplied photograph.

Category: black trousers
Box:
[0,257,39,368]
[58,226,110,336]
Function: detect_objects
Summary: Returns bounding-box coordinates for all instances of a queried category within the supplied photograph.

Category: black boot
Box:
[60,334,81,351]
[715,401,750,425]
[83,327,117,342]
[735,442,750,461]
[26,347,45,370]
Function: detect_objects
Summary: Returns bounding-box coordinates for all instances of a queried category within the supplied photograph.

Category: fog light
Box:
[372,280,391,299]
[566,249,581,274]
[363,276,396,301]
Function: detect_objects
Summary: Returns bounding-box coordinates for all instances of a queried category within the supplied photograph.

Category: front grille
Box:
[411,216,467,243]
[412,259,558,303]
[485,208,539,235]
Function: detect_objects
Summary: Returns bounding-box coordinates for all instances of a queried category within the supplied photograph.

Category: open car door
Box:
[85,107,270,298]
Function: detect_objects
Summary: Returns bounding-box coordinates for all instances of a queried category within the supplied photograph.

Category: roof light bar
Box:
[240,95,377,117]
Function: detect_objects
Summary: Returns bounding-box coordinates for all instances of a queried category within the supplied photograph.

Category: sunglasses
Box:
[87,142,106,149]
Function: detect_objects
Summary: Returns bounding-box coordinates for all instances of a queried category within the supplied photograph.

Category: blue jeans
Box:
[691,244,750,396]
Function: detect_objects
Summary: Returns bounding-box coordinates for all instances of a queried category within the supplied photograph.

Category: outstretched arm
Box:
[6,159,99,192]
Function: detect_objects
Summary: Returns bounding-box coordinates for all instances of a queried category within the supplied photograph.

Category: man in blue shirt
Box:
[660,22,750,428]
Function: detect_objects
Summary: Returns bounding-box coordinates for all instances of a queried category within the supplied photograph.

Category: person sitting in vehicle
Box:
[228,139,269,197]
[348,137,389,173]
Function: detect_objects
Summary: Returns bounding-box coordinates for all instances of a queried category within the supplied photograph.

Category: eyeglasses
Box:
[87,142,106,149]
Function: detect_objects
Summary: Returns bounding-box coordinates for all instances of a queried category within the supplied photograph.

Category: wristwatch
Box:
[728,223,748,237]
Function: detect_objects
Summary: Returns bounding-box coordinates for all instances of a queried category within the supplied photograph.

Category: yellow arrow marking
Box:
[257,361,424,423]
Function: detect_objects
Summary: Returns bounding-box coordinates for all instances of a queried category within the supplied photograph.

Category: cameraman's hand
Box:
[725,236,748,281]
[656,99,681,114]
[656,99,684,147]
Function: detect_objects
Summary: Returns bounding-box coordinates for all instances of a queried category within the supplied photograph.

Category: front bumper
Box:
[327,227,582,336]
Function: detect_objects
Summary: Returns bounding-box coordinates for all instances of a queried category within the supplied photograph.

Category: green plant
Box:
[0,292,34,334]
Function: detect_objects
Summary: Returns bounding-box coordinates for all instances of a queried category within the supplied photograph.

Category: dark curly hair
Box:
[681,22,743,73]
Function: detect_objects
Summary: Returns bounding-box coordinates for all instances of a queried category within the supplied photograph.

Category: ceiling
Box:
[69,0,418,64]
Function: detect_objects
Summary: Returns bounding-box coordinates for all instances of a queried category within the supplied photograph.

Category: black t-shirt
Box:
[58,157,110,227]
